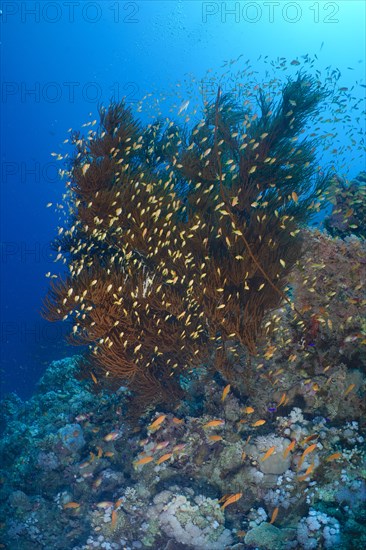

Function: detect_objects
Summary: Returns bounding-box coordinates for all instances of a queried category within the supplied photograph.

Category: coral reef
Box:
[43,74,332,412]
[0,332,364,548]
[324,171,366,239]
[1,66,365,549]
[151,490,232,549]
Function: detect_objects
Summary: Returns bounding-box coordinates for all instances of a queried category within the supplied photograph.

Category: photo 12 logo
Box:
[201,2,340,23]
[0,2,140,23]
[1,81,140,104]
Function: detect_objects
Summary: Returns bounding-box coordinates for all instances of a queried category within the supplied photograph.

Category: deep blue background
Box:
[1,0,365,399]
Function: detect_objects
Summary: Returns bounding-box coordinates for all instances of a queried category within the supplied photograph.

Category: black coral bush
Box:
[44,74,332,409]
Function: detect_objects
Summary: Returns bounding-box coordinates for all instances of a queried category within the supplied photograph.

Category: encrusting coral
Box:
[43,74,333,412]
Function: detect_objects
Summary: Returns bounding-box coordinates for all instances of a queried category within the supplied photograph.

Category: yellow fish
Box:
[243,406,255,414]
[208,435,223,442]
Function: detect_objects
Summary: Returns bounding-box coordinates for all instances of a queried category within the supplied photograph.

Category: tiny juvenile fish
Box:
[221,384,231,402]
[261,446,276,462]
[221,492,243,510]
[82,164,90,175]
[178,100,190,115]
[203,419,225,429]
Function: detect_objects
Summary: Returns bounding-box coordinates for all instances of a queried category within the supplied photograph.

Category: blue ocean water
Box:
[0,3,365,550]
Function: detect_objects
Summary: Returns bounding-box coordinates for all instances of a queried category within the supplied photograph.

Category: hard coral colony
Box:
[0,59,365,550]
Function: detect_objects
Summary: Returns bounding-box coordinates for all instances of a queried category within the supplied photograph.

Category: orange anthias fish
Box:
[221,492,243,510]
[278,393,287,407]
[221,384,231,401]
[156,453,173,465]
[96,501,114,509]
[133,455,154,468]
[298,443,317,468]
[344,383,356,397]
[301,434,319,445]
[325,452,342,462]
[252,419,266,427]
[298,463,315,481]
[147,415,166,432]
[203,419,225,429]
[243,406,255,414]
[283,440,296,458]
[302,443,317,458]
[104,431,120,442]
[111,509,117,529]
[261,446,276,462]
[209,435,223,442]
[63,502,80,510]
[269,507,279,524]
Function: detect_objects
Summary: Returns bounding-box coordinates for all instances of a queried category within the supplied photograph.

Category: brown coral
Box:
[44,75,333,411]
